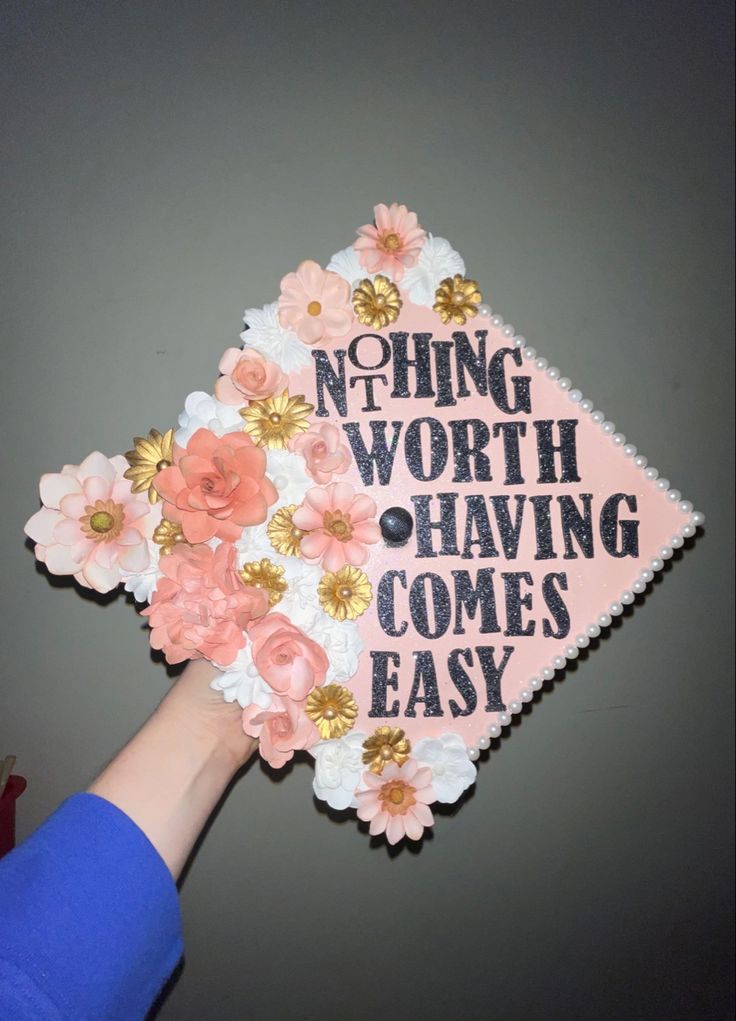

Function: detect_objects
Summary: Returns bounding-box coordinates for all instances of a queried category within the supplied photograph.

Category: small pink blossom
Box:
[355,760,436,844]
[292,481,380,572]
[214,347,287,404]
[289,423,351,485]
[24,452,154,594]
[354,202,426,282]
[248,612,328,702]
[277,260,353,345]
[242,697,320,769]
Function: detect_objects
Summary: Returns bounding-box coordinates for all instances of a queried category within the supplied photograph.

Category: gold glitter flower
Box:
[238,557,288,606]
[79,499,125,542]
[318,565,372,621]
[267,504,308,557]
[352,275,402,329]
[306,684,359,740]
[152,518,187,556]
[240,390,313,449]
[433,274,482,325]
[362,726,411,774]
[124,428,175,503]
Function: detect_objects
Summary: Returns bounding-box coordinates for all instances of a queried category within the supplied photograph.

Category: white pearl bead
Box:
[576,634,590,648]
[498,712,511,726]
[655,478,670,492]
[513,334,526,348]
[523,346,537,359]
[645,467,659,481]
[692,511,705,526]
[553,656,566,670]
[558,377,572,391]
[681,523,695,538]
[509,700,522,715]
[580,399,594,413]
[586,623,601,638]
[569,388,583,403]
[612,433,626,446]
[520,689,533,703]
[634,455,648,469]
[530,677,543,691]
[488,724,501,739]
[468,746,480,761]
[609,602,624,616]
[491,314,504,328]
[602,420,616,434]
[651,557,664,572]
[660,545,673,560]
[477,303,492,317]
[640,568,654,583]
[547,366,561,381]
[670,534,684,549]
[679,500,693,514]
[632,579,646,594]
[541,666,554,681]
[535,357,548,371]
[502,324,515,337]
[565,645,579,659]
[623,444,637,457]
[620,590,635,605]
[591,410,605,424]
[598,613,612,628]
[667,488,681,502]
[478,736,491,750]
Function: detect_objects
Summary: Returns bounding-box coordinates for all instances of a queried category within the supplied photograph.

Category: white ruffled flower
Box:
[210,646,274,709]
[402,234,466,308]
[266,448,311,509]
[413,733,477,804]
[235,522,274,565]
[280,559,323,611]
[312,731,367,811]
[174,391,243,447]
[326,245,376,287]
[121,539,162,604]
[307,613,363,683]
[240,301,312,374]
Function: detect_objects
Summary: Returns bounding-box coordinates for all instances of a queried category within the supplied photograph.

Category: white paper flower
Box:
[240,301,312,374]
[402,234,466,308]
[307,614,363,683]
[279,558,323,611]
[312,731,367,811]
[326,245,376,287]
[266,448,311,509]
[413,733,477,804]
[235,522,275,565]
[210,646,274,709]
[174,391,243,446]
[122,539,162,604]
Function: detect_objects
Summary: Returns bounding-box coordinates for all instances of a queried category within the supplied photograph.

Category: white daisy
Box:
[265,448,311,509]
[241,301,312,374]
[402,234,466,308]
[326,245,376,287]
[174,391,243,447]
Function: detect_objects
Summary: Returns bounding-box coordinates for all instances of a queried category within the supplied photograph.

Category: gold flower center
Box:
[156,459,170,471]
[338,585,353,599]
[380,744,394,761]
[307,300,322,316]
[322,706,337,720]
[374,294,387,307]
[323,510,353,542]
[388,786,405,805]
[269,412,282,425]
[381,232,401,252]
[89,511,115,534]
[292,526,304,539]
[452,290,466,305]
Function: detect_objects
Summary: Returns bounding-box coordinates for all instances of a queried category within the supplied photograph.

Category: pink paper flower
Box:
[154,428,277,544]
[248,611,328,702]
[289,423,351,485]
[292,481,380,572]
[354,202,426,282]
[242,696,320,769]
[277,260,353,345]
[141,541,268,665]
[214,347,287,405]
[24,452,154,593]
[355,760,436,844]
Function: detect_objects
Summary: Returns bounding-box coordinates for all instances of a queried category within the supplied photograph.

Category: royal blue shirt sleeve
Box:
[0,792,183,1020]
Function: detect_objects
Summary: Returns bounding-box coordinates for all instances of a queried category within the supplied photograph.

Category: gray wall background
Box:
[1,2,733,1019]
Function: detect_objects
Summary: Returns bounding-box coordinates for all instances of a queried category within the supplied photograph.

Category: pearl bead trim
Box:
[465,306,704,760]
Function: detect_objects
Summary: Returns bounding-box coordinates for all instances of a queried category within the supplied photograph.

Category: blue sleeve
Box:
[0,792,183,1020]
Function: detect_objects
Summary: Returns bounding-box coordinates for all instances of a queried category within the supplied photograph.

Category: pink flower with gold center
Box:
[292,481,380,572]
[354,202,426,282]
[355,760,437,845]
[277,260,353,345]
[289,422,351,485]
[24,452,154,593]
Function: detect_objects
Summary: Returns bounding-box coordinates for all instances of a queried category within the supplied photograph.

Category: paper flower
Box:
[352,275,402,329]
[305,683,358,740]
[326,245,375,286]
[174,391,243,447]
[289,422,351,485]
[312,732,367,810]
[292,482,380,572]
[248,611,328,702]
[154,427,277,544]
[318,565,372,621]
[152,517,187,556]
[242,697,320,769]
[354,202,426,281]
[265,447,311,507]
[402,234,466,307]
[240,391,314,450]
[355,760,436,844]
[267,504,307,557]
[362,726,412,774]
[215,347,287,405]
[209,644,275,709]
[122,503,164,603]
[307,616,363,684]
[277,260,353,345]
[413,733,477,804]
[25,452,155,594]
[123,428,175,504]
[241,301,312,374]
[433,275,482,326]
[141,541,268,665]
[238,558,288,607]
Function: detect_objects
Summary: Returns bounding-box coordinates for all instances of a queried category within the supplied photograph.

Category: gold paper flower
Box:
[318,565,372,621]
[152,518,187,556]
[433,275,482,325]
[240,390,313,449]
[238,557,288,606]
[267,504,308,557]
[306,684,359,740]
[362,726,411,774]
[124,428,175,503]
[352,275,402,329]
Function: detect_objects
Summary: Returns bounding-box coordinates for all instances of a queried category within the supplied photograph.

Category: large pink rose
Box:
[141,541,268,665]
[215,347,287,405]
[242,697,320,769]
[248,612,328,702]
[154,428,277,544]
[289,423,351,485]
